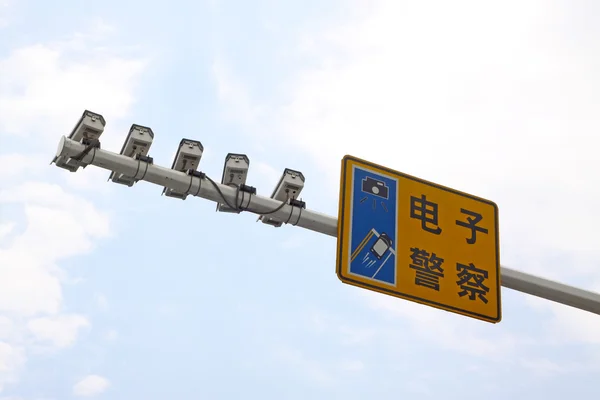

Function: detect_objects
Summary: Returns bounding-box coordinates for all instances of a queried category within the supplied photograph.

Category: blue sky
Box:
[1,0,600,398]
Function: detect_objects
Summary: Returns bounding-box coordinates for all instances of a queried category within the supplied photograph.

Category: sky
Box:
[1,0,600,398]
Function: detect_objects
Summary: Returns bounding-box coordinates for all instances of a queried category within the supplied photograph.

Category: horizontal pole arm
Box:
[55,136,600,316]
[56,136,337,236]
[500,268,600,315]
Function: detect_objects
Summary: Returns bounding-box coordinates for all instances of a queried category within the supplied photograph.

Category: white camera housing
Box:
[52,110,106,172]
[259,168,305,227]
[118,124,154,158]
[163,138,204,200]
[109,124,154,187]
[217,153,250,213]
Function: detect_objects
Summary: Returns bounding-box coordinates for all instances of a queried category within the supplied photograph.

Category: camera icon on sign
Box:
[361,176,389,200]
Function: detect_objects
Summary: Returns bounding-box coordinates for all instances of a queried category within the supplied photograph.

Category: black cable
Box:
[205,174,286,215]
[194,174,203,197]
[258,194,288,216]
[138,160,149,181]
[219,181,247,212]
[241,190,252,211]
[72,138,100,161]
[284,197,305,225]
[184,174,194,195]
[132,159,141,180]
[235,184,242,210]
[292,206,303,226]
[205,175,239,211]
[284,199,295,224]
[220,181,243,211]
[83,146,97,169]
[237,187,245,210]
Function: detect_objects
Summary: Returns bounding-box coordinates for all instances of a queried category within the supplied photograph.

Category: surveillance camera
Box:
[118,124,154,158]
[216,153,250,213]
[109,124,154,187]
[69,110,106,141]
[163,138,204,200]
[52,110,106,172]
[259,168,305,227]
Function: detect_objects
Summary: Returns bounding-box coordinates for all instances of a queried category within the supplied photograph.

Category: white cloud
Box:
[0,154,45,180]
[0,342,25,392]
[0,21,146,391]
[0,183,111,263]
[72,374,110,397]
[62,166,114,195]
[0,224,14,241]
[0,183,111,318]
[0,0,13,28]
[27,315,89,349]
[0,244,62,317]
[0,317,14,341]
[0,42,147,145]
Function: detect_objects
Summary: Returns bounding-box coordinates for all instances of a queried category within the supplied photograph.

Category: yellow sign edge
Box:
[335,155,502,324]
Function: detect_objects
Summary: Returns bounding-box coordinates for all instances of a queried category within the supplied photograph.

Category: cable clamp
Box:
[135,154,154,164]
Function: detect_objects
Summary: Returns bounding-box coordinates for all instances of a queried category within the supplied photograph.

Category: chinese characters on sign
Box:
[337,156,501,323]
[456,208,489,244]
[409,197,491,304]
[457,263,490,303]
[410,195,442,234]
[409,248,444,291]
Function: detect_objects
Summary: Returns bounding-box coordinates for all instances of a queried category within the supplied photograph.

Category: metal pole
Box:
[55,136,600,316]
[56,136,337,236]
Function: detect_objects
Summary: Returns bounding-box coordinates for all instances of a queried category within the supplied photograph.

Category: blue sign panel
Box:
[348,165,398,286]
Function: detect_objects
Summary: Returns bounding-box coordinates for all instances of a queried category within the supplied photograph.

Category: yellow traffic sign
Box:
[336,155,501,323]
